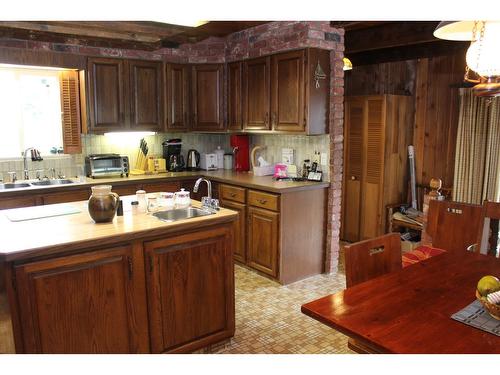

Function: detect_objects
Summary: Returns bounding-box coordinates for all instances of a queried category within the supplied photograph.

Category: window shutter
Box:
[59,70,82,154]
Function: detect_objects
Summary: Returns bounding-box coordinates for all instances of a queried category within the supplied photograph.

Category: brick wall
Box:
[0,21,345,273]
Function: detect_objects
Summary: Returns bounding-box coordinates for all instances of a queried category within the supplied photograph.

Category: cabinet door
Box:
[0,196,38,209]
[220,199,246,263]
[166,64,190,131]
[110,184,140,197]
[87,57,127,132]
[41,188,91,205]
[227,62,243,130]
[360,98,385,239]
[141,181,180,193]
[247,206,279,277]
[144,226,234,353]
[14,245,148,353]
[129,60,163,131]
[342,99,364,242]
[271,50,305,132]
[243,57,271,130]
[191,65,224,131]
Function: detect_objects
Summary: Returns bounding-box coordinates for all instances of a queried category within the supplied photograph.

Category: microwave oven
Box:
[85,154,129,178]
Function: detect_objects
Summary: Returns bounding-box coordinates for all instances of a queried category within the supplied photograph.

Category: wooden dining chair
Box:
[476,200,500,257]
[424,199,483,254]
[344,233,402,288]
[344,233,402,353]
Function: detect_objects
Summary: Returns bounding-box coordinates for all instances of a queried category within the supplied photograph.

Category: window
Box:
[0,65,81,158]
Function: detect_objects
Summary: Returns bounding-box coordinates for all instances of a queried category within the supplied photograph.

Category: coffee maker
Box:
[230,135,250,171]
[162,139,185,171]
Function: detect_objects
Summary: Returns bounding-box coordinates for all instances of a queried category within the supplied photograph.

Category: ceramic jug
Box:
[88,185,120,223]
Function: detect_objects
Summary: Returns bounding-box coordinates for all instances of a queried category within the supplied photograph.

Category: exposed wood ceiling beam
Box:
[0,26,164,51]
[345,21,441,54]
[0,21,162,43]
[348,40,469,66]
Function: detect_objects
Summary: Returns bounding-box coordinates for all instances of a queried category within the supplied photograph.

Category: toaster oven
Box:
[85,154,129,178]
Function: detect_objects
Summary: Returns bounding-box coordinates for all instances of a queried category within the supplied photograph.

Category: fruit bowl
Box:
[476,290,500,320]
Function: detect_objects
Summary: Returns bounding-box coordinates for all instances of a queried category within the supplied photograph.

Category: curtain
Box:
[453,89,500,204]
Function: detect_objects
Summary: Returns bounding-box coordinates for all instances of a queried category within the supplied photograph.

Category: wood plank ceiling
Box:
[0,21,268,50]
[332,21,470,65]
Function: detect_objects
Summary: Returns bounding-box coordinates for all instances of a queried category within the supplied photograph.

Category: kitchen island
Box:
[0,171,329,285]
[0,198,237,354]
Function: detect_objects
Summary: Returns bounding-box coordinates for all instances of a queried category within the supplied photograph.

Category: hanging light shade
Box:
[434,21,500,97]
[343,57,353,71]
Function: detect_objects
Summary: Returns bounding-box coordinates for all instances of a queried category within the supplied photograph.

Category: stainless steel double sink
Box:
[153,207,215,222]
[0,179,75,190]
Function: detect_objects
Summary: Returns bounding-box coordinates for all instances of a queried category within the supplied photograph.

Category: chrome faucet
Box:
[193,178,219,210]
[23,147,35,180]
[193,177,212,199]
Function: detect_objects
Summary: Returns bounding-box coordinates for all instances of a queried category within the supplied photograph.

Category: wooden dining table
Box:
[301,251,500,353]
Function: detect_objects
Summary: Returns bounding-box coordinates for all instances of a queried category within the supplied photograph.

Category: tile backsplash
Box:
[0,133,329,182]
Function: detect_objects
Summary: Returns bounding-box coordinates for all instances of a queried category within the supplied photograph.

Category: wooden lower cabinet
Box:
[41,189,91,205]
[9,223,235,354]
[0,196,38,209]
[144,226,234,353]
[14,244,149,353]
[247,206,279,278]
[220,199,246,263]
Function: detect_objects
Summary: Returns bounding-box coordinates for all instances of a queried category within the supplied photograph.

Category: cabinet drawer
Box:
[248,190,279,212]
[220,184,246,203]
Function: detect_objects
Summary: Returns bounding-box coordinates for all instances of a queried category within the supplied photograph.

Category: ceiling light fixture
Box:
[153,20,208,28]
[434,20,500,97]
[343,57,353,71]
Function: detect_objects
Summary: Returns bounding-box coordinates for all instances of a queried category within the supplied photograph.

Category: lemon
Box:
[477,275,500,297]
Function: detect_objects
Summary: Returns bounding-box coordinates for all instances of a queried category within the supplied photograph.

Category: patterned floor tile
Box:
[213,263,353,354]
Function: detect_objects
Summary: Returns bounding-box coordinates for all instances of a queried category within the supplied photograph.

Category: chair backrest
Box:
[344,233,402,288]
[425,200,483,253]
[476,200,500,257]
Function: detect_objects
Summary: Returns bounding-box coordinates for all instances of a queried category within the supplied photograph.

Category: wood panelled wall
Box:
[345,51,466,190]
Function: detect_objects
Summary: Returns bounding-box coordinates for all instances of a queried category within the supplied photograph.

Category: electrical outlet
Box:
[320,152,327,165]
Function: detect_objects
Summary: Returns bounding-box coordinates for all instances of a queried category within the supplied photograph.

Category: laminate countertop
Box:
[0,170,329,197]
[0,198,238,262]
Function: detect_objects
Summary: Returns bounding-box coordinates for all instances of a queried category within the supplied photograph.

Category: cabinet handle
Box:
[230,192,236,197]
[351,176,357,180]
[257,199,268,204]
[127,256,133,280]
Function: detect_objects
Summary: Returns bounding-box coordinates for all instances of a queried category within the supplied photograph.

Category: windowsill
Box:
[0,154,74,162]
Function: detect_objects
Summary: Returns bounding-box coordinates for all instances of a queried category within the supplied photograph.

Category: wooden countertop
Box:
[0,198,238,262]
[0,170,329,197]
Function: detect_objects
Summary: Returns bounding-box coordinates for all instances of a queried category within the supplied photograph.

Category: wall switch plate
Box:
[320,152,327,166]
[282,148,295,164]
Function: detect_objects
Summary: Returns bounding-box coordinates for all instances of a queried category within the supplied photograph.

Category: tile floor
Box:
[213,264,353,354]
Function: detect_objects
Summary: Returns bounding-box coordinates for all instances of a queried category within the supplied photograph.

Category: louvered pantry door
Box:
[343,99,364,242]
[360,97,385,239]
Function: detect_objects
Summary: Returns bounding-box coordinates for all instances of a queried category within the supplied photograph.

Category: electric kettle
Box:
[186,149,200,171]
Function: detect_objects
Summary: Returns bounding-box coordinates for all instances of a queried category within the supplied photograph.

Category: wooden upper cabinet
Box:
[243,56,271,130]
[191,64,224,131]
[129,60,163,131]
[87,57,127,132]
[165,63,190,131]
[239,49,329,134]
[227,62,243,130]
[271,50,305,132]
[14,245,149,353]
